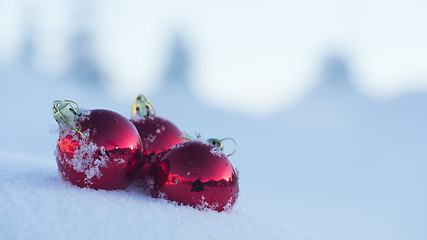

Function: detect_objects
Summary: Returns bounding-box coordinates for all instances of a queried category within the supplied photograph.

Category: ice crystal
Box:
[210,147,222,157]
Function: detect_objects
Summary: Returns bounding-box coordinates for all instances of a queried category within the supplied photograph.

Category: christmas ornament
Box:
[53,100,143,190]
[130,95,185,184]
[154,138,239,212]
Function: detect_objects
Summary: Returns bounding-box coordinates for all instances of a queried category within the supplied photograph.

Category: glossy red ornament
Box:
[130,95,185,184]
[53,100,143,190]
[154,139,239,212]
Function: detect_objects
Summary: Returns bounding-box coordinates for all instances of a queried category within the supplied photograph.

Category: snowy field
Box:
[0,151,309,240]
[1,66,426,240]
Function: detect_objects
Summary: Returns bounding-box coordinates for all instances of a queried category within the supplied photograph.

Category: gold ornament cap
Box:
[52,100,79,125]
[132,94,155,118]
[52,100,89,140]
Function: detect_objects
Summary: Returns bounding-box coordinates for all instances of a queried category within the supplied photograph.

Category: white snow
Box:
[131,114,156,121]
[56,124,109,184]
[0,151,310,240]
[169,143,185,150]
[209,147,222,157]
[113,158,126,164]
[145,134,157,143]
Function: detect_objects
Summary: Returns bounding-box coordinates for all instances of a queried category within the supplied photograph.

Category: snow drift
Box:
[0,151,311,240]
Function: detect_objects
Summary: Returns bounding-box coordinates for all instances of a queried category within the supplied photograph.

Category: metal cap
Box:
[132,94,155,118]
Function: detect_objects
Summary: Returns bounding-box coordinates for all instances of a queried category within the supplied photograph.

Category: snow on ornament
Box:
[129,95,185,186]
[53,100,143,190]
[153,137,239,212]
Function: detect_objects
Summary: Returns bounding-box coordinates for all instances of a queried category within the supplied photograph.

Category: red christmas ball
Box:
[130,95,185,184]
[53,100,143,190]
[154,139,239,212]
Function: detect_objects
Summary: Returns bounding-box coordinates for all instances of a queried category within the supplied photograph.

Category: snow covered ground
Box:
[0,151,309,240]
[0,66,426,240]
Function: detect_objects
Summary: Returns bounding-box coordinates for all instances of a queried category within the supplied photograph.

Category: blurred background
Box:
[0,1,426,240]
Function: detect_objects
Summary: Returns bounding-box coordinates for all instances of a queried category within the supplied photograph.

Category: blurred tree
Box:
[162,34,190,91]
[69,31,101,86]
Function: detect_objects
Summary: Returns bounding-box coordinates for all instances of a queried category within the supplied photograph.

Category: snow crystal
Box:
[57,124,74,140]
[155,125,166,134]
[131,114,155,121]
[56,124,109,185]
[113,158,126,164]
[73,143,106,183]
[210,147,222,157]
[191,138,219,148]
[169,143,184,150]
[193,137,208,144]
[146,178,155,189]
[157,191,167,199]
[195,195,220,211]
[223,197,235,212]
[145,134,157,143]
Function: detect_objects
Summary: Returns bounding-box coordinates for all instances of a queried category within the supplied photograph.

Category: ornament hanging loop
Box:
[52,100,89,140]
[220,138,237,156]
[207,137,237,157]
[132,94,155,118]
